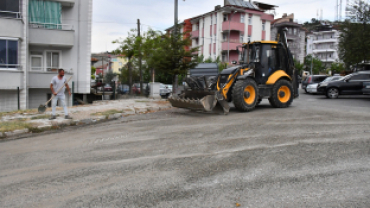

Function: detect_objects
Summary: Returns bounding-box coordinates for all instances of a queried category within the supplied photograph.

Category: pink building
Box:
[169,0,276,65]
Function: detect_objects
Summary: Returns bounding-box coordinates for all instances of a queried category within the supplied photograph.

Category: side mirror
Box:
[232,60,237,64]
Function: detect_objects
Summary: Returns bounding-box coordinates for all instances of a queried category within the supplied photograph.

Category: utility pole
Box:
[102,56,104,100]
[137,19,143,95]
[310,55,313,75]
[173,0,179,95]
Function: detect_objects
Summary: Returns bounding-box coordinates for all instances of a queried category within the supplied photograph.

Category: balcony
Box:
[221,39,243,51]
[29,71,73,88]
[29,24,74,48]
[191,30,199,39]
[51,0,75,6]
[0,11,22,19]
[0,17,23,38]
[313,38,337,44]
[0,70,24,89]
[312,48,336,53]
[319,58,336,63]
[222,21,245,33]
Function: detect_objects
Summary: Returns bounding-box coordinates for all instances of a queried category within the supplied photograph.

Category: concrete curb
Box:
[1,104,173,140]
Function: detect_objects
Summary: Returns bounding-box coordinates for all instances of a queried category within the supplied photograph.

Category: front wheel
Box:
[269,80,293,108]
[232,78,258,112]
[326,88,339,99]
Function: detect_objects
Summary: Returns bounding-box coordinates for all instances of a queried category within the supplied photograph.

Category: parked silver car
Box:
[160,83,171,98]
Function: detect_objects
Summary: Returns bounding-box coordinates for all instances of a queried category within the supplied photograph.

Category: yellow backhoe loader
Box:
[169,28,299,114]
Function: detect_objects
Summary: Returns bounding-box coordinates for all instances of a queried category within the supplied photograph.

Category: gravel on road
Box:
[1,92,370,207]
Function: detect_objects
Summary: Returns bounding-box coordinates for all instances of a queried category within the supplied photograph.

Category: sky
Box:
[91,0,345,53]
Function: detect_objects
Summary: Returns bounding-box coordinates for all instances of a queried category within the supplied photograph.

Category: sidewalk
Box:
[0,98,172,138]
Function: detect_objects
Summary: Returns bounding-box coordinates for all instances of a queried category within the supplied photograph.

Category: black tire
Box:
[269,79,294,108]
[232,78,258,112]
[326,87,339,99]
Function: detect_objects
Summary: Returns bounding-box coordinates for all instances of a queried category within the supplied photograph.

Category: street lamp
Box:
[228,11,237,64]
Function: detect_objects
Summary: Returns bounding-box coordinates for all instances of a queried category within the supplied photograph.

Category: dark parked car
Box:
[132,83,148,94]
[363,82,370,95]
[301,75,328,93]
[317,71,370,98]
[314,75,343,94]
[97,83,112,92]
[103,84,112,91]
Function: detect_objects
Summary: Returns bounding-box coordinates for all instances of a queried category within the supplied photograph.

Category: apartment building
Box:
[0,0,92,112]
[306,24,340,67]
[167,0,276,64]
[271,13,306,63]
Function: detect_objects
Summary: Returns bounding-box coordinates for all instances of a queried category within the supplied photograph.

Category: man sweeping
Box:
[49,69,72,120]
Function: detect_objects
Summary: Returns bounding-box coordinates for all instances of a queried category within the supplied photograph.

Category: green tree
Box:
[329,62,345,74]
[143,26,198,92]
[113,29,143,95]
[104,71,117,84]
[294,59,304,74]
[91,66,96,80]
[339,0,370,69]
[304,55,325,74]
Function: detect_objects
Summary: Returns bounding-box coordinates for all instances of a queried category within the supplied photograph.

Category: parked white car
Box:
[160,83,171,98]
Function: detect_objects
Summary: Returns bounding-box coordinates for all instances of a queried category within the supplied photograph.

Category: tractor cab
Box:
[241,41,292,85]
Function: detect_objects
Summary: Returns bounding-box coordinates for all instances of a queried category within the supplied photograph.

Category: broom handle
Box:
[45,76,73,105]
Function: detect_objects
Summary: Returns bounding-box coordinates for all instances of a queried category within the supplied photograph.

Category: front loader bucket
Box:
[168,75,230,114]
[169,95,217,112]
[168,92,230,114]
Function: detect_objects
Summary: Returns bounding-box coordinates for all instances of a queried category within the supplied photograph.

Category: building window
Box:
[0,0,20,18]
[0,39,18,69]
[29,0,62,29]
[262,22,265,31]
[293,28,297,35]
[46,51,60,71]
[31,55,43,71]
[223,34,227,41]
[119,62,122,67]
[248,16,252,25]
[240,35,244,43]
[223,14,228,22]
[248,35,251,42]
[241,15,244,23]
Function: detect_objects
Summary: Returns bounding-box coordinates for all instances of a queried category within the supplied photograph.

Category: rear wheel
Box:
[269,79,293,108]
[232,78,258,112]
[326,87,339,99]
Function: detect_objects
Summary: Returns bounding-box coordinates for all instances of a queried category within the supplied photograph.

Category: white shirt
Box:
[51,76,66,96]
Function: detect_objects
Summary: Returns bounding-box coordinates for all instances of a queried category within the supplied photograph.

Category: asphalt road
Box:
[1,89,370,208]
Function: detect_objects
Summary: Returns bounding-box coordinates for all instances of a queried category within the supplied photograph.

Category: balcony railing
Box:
[191,30,199,38]
[29,23,74,31]
[222,21,245,33]
[221,39,242,43]
[221,40,243,51]
[0,11,22,19]
[0,64,21,70]
[313,38,337,44]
